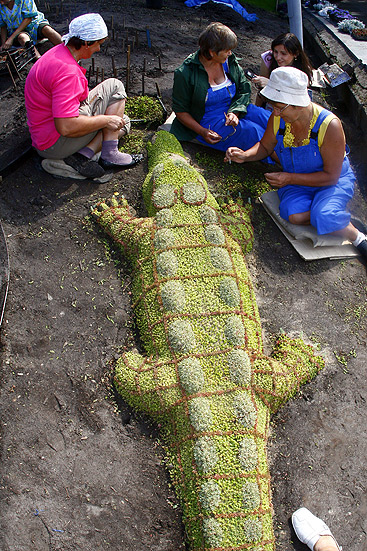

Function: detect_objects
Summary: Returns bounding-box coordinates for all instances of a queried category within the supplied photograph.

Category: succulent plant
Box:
[92,131,324,551]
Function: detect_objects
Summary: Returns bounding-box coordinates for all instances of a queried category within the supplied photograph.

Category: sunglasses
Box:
[220,126,237,141]
[271,103,290,115]
[207,125,237,142]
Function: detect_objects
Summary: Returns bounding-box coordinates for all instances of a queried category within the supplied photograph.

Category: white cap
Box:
[62,13,108,45]
[261,66,310,107]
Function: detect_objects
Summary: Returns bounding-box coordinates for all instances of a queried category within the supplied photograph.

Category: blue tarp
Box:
[184,0,258,22]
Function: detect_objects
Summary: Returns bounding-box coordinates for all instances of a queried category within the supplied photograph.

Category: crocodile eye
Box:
[181,181,207,205]
[152,185,177,209]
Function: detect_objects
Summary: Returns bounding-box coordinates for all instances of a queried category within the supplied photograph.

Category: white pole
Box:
[287,0,303,46]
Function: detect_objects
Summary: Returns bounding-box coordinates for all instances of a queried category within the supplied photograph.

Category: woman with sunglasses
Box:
[225,67,367,258]
[170,22,271,152]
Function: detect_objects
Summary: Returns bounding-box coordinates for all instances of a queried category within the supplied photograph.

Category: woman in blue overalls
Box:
[196,62,271,152]
[224,67,367,258]
[171,22,271,154]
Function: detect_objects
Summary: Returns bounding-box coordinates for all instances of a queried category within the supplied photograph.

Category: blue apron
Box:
[196,62,271,153]
[276,108,355,235]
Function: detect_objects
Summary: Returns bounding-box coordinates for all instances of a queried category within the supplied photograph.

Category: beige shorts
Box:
[37,78,127,159]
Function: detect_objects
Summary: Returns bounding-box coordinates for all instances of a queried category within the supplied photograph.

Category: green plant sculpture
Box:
[92,131,324,551]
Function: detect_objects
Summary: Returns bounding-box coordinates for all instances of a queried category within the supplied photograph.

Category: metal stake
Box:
[142,57,146,95]
[6,62,17,89]
[126,45,131,94]
[111,55,117,78]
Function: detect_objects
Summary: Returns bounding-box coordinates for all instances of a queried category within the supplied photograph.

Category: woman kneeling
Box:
[225,66,367,258]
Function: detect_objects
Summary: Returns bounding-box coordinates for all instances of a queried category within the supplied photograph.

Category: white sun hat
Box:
[62,13,108,45]
[261,66,310,107]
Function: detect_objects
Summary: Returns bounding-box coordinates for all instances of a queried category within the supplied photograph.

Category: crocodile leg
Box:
[91,196,154,264]
[252,334,324,414]
[218,201,254,256]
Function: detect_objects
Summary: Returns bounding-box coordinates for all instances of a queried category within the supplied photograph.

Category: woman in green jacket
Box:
[170,22,270,151]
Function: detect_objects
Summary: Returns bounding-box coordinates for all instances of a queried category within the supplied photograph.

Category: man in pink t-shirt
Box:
[25,13,142,179]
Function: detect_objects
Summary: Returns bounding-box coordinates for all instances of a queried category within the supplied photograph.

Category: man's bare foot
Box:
[314,535,339,551]
[292,508,341,551]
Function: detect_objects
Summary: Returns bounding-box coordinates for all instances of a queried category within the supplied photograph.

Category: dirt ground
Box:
[1,0,367,550]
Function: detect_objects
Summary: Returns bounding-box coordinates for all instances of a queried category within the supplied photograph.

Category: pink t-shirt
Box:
[24,44,88,150]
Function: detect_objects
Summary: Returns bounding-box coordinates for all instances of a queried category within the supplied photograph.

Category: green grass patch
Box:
[195,150,271,201]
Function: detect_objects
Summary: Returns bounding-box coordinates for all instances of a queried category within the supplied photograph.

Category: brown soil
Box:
[1,1,367,550]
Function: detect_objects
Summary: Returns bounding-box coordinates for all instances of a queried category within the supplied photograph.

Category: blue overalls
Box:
[196,61,271,152]
[276,108,356,235]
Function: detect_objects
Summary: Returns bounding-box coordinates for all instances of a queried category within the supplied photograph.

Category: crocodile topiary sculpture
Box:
[92,130,324,551]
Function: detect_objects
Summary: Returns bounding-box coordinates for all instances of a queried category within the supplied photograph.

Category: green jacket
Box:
[171,50,251,142]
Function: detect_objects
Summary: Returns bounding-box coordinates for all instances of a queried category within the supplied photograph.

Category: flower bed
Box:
[337,18,365,34]
[351,27,367,40]
[328,8,354,22]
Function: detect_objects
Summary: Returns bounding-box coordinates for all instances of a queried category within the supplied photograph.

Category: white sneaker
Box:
[292,507,341,551]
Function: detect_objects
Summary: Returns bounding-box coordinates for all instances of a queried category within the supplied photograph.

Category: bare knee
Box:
[289,212,311,225]
[41,26,62,45]
[17,33,29,46]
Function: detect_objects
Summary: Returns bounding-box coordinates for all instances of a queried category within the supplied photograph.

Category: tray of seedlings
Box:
[125,94,167,128]
[118,94,168,156]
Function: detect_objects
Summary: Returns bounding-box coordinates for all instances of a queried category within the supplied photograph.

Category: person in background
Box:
[170,22,271,153]
[251,32,313,107]
[292,507,341,551]
[24,13,142,180]
[225,67,367,259]
[0,0,62,59]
